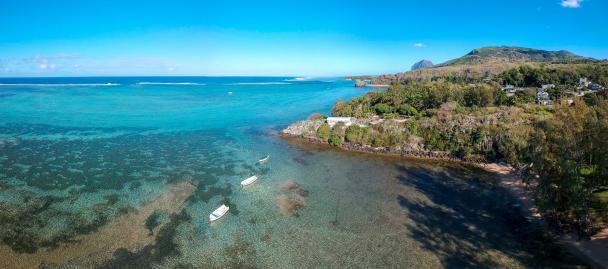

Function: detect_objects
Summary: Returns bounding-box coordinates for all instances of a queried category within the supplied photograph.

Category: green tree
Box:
[328,134,342,146]
[345,125,370,144]
[332,100,354,116]
[316,123,331,140]
[398,104,419,116]
[373,103,394,115]
[527,100,608,234]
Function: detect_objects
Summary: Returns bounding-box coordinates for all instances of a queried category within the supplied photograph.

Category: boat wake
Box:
[228,82,291,85]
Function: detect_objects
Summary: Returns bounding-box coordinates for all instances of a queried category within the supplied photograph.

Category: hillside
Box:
[286,62,608,241]
[439,46,594,66]
[372,46,598,84]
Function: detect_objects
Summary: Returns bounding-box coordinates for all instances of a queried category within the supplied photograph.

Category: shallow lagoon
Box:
[0,77,585,268]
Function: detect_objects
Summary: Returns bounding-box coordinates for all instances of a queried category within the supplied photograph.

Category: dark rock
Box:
[411,60,434,70]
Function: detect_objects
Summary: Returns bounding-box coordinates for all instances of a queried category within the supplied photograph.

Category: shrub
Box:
[373,103,394,115]
[308,113,326,120]
[345,125,361,143]
[328,134,342,146]
[345,125,370,144]
[407,119,419,134]
[398,104,419,116]
[332,101,354,116]
[316,123,331,140]
[371,135,387,147]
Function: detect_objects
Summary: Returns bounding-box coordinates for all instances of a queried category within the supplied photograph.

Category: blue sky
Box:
[0,0,606,77]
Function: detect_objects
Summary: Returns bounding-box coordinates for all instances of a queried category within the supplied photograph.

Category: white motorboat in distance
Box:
[209,204,229,222]
[241,175,258,187]
[258,155,270,163]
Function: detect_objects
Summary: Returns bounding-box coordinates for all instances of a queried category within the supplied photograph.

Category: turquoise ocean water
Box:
[0,77,582,268]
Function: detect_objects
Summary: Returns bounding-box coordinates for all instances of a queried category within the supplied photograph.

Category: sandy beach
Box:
[482,163,608,269]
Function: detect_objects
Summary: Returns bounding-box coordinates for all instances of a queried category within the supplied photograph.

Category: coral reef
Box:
[277,194,305,217]
[222,237,258,269]
[144,210,168,235]
[96,210,192,269]
[280,180,309,197]
[277,180,309,217]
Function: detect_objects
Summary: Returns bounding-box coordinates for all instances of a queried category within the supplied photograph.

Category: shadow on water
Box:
[394,164,588,269]
[95,210,191,269]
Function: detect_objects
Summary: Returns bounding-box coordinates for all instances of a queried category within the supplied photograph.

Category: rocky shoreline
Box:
[280,119,486,164]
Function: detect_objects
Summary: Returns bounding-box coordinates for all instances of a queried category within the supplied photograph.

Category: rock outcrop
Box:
[354,79,367,87]
[280,118,487,164]
[411,60,434,70]
[281,120,323,138]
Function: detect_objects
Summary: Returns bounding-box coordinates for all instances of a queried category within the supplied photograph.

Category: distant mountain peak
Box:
[411,60,434,71]
[439,46,594,66]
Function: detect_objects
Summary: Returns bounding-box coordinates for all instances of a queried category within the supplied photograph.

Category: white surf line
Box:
[135,82,206,85]
[0,83,120,86]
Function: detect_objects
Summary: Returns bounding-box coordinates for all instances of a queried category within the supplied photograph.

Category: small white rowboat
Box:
[209,204,229,222]
[258,155,270,163]
[241,175,258,187]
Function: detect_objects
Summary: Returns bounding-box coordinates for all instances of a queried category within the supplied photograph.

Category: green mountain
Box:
[371,46,600,84]
[438,46,595,66]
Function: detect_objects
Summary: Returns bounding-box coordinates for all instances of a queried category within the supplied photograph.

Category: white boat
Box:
[209,204,229,222]
[258,155,270,163]
[241,175,258,187]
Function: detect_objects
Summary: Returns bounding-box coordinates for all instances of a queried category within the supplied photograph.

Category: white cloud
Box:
[38,63,56,70]
[6,54,184,75]
[413,43,426,48]
[561,0,582,8]
[28,56,57,70]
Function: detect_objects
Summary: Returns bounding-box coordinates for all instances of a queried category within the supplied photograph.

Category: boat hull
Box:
[241,176,258,186]
[209,205,230,222]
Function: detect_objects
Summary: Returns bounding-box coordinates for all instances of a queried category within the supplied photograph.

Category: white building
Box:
[501,85,524,96]
[541,84,555,91]
[536,91,552,105]
[326,117,353,127]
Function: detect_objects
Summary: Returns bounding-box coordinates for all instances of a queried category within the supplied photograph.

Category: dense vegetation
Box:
[322,63,608,235]
[504,64,608,87]
[526,97,608,234]
[372,46,605,84]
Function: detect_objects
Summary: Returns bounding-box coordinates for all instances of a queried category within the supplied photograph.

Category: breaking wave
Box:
[228,82,291,85]
[0,83,120,87]
[136,82,206,86]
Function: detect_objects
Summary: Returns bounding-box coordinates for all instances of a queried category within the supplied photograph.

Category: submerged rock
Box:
[277,180,308,217]
[276,194,305,217]
[280,180,309,197]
